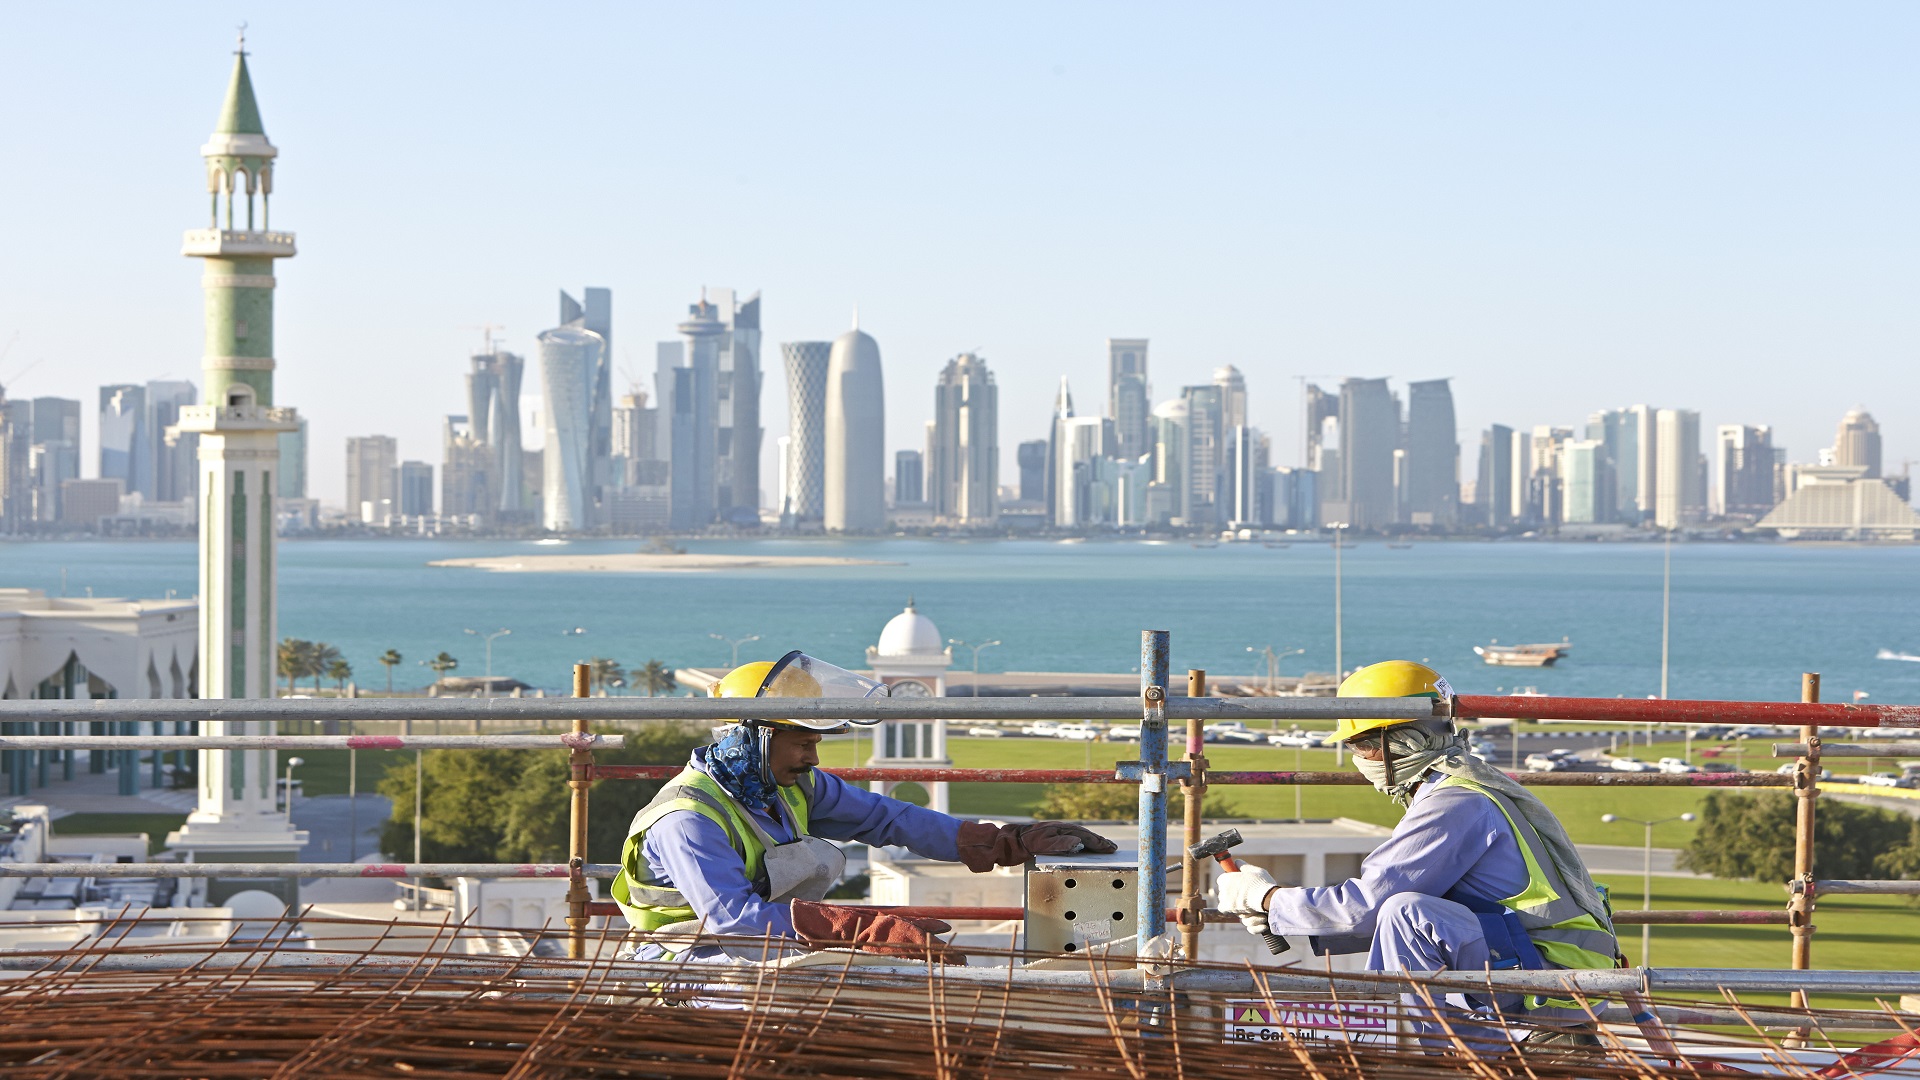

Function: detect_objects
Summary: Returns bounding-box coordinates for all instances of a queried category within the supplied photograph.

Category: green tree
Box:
[635,659,678,697]
[378,721,708,864]
[1034,781,1240,822]
[276,638,313,697]
[1874,819,1920,882]
[327,658,353,695]
[310,642,342,695]
[1678,791,1910,881]
[377,649,403,694]
[587,657,625,696]
[425,651,459,687]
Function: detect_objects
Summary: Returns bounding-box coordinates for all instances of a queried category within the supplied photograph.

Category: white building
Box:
[824,319,885,532]
[864,600,954,814]
[0,589,197,703]
[536,326,604,532]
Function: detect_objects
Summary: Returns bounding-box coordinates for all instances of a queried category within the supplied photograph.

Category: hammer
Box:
[1189,828,1288,955]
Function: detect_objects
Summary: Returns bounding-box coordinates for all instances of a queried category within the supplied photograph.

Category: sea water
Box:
[3,537,1918,702]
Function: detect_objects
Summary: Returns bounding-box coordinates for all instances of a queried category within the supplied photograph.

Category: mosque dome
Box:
[876,598,944,657]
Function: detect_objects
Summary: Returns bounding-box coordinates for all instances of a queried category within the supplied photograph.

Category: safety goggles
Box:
[1343,731,1388,755]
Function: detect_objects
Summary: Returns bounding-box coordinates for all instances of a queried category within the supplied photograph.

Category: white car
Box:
[1269,731,1325,748]
[1656,757,1698,774]
[1523,753,1565,772]
[1470,740,1499,759]
[964,726,1004,738]
[1020,721,1062,738]
[1609,757,1657,773]
[1107,724,1142,742]
[1859,772,1914,789]
[1054,723,1101,742]
[1209,725,1264,744]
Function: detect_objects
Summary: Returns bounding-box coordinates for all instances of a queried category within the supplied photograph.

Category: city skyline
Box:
[3,6,1918,505]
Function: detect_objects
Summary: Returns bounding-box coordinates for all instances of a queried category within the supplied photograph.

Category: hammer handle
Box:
[1211,854,1288,956]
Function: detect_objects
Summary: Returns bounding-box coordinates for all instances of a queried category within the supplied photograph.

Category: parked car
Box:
[1020,721,1062,738]
[1656,757,1698,774]
[1690,725,1733,740]
[1728,725,1783,739]
[1859,772,1914,789]
[1054,723,1101,742]
[1774,763,1833,781]
[1609,756,1657,773]
[1205,722,1261,744]
[1698,761,1738,774]
[1269,730,1326,748]
[964,725,1004,739]
[1107,724,1142,742]
[1469,740,1500,759]
[1523,753,1566,772]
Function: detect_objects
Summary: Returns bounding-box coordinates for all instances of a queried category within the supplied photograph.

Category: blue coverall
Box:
[633,749,964,960]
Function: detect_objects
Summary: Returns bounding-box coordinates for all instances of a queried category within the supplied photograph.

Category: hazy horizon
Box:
[3,3,1916,507]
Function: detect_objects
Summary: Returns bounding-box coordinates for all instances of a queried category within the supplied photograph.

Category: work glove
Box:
[955,820,1119,873]
[1214,866,1278,937]
[790,900,968,965]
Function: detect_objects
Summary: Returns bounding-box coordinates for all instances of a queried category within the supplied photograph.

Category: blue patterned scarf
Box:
[706,724,780,809]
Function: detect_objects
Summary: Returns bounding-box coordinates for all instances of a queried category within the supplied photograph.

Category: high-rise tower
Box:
[824,316,884,532]
[1107,339,1149,461]
[780,341,831,521]
[168,38,306,875]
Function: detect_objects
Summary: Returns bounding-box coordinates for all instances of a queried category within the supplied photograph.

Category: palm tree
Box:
[277,638,311,697]
[587,657,625,696]
[310,643,342,695]
[426,652,459,683]
[376,649,402,694]
[327,658,353,695]
[635,659,678,697]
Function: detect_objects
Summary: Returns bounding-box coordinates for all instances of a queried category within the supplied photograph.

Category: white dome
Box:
[876,599,943,657]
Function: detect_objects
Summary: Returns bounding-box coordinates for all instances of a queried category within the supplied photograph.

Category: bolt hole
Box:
[1064,942,1078,952]
[1064,878,1077,889]
[1064,911,1077,921]
[1111,879,1125,889]
[1113,911,1125,921]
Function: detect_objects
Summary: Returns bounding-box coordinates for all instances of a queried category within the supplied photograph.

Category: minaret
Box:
[168,36,307,883]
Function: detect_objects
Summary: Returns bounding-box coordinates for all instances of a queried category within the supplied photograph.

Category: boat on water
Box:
[1474,639,1572,667]
[1387,542,1413,550]
[1263,542,1290,549]
[1190,541,1219,549]
[1878,648,1920,663]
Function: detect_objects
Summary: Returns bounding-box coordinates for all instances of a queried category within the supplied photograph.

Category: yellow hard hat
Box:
[711,651,885,732]
[1331,661,1454,743]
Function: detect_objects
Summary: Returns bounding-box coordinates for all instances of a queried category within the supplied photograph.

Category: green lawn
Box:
[54,813,189,854]
[910,737,1714,846]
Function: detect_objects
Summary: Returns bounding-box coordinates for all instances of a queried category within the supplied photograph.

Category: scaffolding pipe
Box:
[1772,742,1920,758]
[1136,630,1170,973]
[0,734,623,751]
[1790,672,1821,1031]
[1179,668,1207,964]
[588,764,1792,787]
[1455,695,1920,728]
[1800,880,1920,896]
[566,663,593,960]
[0,862,622,879]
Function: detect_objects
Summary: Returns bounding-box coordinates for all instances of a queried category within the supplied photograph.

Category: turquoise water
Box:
[4,537,1918,702]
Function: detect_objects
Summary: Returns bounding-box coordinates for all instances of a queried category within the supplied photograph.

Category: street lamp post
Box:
[463,627,511,697]
[1601,811,1697,965]
[283,756,304,823]
[1328,523,1349,681]
[709,633,761,670]
[949,639,1002,697]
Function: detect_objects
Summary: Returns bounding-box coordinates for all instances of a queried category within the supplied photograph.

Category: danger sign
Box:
[1222,999,1396,1044]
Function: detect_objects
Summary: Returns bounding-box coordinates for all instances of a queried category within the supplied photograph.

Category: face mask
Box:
[1354,727,1457,806]
[707,723,782,809]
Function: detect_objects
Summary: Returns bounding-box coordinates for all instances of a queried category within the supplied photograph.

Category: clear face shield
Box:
[748,651,889,734]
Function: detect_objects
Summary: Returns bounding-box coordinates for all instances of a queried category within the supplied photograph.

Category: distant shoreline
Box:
[428,553,899,574]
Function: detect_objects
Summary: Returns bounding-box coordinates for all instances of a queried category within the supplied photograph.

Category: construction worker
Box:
[1211,660,1619,1052]
[612,651,1116,965]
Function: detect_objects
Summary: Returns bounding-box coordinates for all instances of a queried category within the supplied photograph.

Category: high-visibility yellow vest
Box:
[1439,775,1619,973]
[610,766,816,932]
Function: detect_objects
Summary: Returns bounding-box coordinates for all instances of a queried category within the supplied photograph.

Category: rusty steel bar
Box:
[1455,694,1920,728]
[0,733,622,750]
[1791,672,1820,1012]
[1771,741,1920,757]
[592,764,1791,786]
[1612,909,1790,925]
[566,663,593,961]
[579,899,1785,926]
[0,862,622,879]
[1179,668,1207,962]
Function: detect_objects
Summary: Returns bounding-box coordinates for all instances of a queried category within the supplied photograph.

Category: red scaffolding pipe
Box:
[1454,695,1920,728]
[588,765,1789,787]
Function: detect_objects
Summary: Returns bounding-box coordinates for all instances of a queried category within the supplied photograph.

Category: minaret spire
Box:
[169,40,307,878]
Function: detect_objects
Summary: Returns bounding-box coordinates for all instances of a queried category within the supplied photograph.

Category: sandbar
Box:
[429,553,897,574]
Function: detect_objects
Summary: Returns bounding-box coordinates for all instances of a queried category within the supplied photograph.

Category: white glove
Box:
[1214,866,1277,924]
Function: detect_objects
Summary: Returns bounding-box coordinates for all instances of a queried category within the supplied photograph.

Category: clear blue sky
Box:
[3,3,1916,506]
